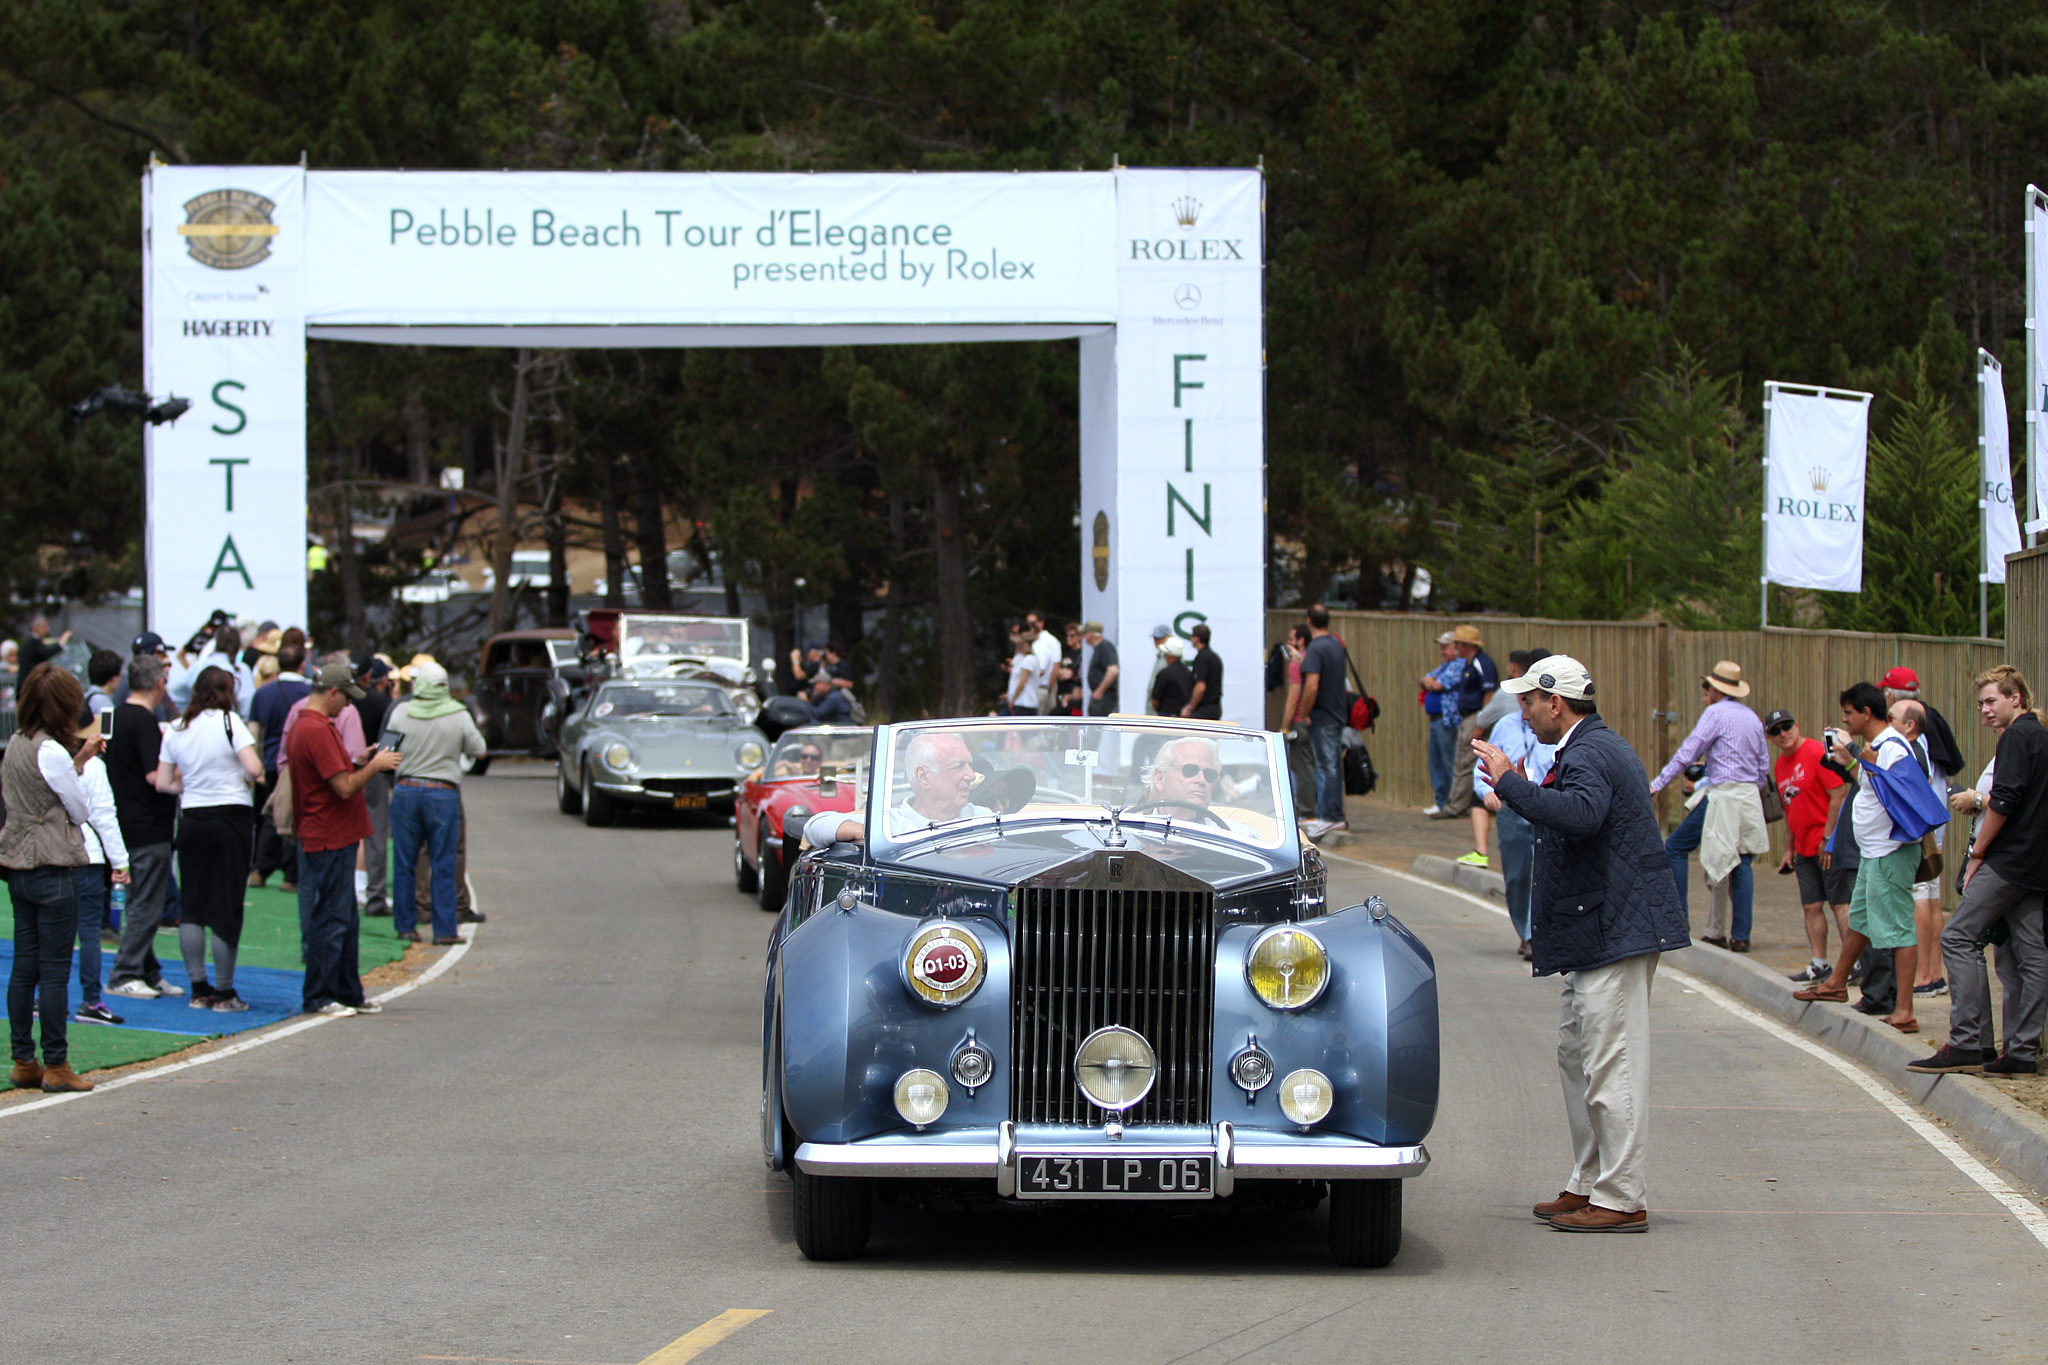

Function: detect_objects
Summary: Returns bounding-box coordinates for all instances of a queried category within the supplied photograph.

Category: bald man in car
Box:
[804,731,990,847]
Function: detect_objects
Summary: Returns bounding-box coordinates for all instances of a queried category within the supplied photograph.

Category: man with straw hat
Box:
[1650,661,1771,951]
[1438,623,1499,823]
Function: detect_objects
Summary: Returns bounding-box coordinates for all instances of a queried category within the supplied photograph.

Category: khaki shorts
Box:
[1848,846,1920,949]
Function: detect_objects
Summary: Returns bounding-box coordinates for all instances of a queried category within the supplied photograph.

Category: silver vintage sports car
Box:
[555,678,769,826]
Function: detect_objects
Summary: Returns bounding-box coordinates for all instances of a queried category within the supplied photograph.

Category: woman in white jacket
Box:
[71,734,130,1026]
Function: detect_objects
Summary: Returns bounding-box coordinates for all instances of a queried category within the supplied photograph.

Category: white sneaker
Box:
[314,1002,358,1018]
[152,980,186,997]
[352,1000,384,1015]
[1300,819,1333,838]
[1422,805,1443,817]
[108,979,161,999]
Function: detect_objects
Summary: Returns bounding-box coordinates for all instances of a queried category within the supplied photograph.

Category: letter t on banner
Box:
[1761,381,1873,623]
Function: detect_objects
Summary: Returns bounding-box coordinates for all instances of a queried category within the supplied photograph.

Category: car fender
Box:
[778,904,1011,1145]
[1210,901,1438,1146]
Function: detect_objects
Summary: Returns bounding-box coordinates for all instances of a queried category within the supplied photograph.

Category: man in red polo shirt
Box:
[287,661,402,1017]
[1767,708,1851,984]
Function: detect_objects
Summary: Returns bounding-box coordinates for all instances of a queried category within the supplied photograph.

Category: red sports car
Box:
[733,726,873,911]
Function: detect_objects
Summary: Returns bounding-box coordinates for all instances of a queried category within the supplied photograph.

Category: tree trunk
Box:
[540,427,569,628]
[877,491,905,719]
[487,348,535,636]
[629,450,672,610]
[403,360,432,487]
[597,450,627,607]
[932,465,973,717]
[311,349,366,651]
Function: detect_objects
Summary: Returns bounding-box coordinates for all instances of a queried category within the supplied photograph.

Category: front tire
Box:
[734,834,759,892]
[757,835,788,912]
[791,1165,872,1261]
[556,760,583,815]
[582,762,615,827]
[1328,1180,1402,1268]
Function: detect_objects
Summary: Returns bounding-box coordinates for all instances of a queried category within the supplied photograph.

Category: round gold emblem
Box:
[179,189,279,270]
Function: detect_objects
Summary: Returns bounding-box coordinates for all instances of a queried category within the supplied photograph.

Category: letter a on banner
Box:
[1981,350,2022,585]
[1761,381,1873,597]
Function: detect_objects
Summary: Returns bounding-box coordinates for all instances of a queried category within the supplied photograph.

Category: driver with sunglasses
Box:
[1141,736,1255,836]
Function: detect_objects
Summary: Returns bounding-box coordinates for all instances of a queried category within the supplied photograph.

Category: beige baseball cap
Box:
[1503,654,1594,701]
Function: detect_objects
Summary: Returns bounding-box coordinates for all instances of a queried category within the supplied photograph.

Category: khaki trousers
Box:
[1444,715,1482,815]
[1558,951,1658,1213]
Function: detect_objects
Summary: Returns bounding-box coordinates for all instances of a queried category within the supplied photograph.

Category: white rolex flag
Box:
[2031,187,2048,535]
[1763,382,1872,593]
[1982,350,2022,583]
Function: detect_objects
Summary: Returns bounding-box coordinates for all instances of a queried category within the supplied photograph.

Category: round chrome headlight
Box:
[601,742,634,772]
[1277,1067,1334,1127]
[735,739,766,770]
[951,1040,994,1092]
[893,1068,949,1128]
[1073,1025,1156,1112]
[1245,925,1331,1010]
[903,923,986,1007]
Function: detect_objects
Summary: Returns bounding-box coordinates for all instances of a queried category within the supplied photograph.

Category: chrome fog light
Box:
[893,1068,950,1128]
[1277,1067,1334,1128]
[951,1040,994,1092]
[1074,1025,1156,1112]
[1230,1041,1275,1096]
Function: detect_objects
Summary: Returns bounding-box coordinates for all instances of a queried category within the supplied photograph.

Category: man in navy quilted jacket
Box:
[1475,655,1690,1234]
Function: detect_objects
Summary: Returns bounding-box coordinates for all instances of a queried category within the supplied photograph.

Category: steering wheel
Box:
[1123,798,1231,829]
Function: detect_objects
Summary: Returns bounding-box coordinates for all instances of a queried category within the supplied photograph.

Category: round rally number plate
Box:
[905,923,986,1006]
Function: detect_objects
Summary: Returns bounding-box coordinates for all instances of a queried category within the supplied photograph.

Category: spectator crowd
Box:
[6,614,486,1094]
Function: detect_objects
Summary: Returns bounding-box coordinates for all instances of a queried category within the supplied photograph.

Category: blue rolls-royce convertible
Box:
[760,716,1439,1266]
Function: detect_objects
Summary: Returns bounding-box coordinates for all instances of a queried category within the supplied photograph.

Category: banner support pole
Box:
[1760,382,1773,630]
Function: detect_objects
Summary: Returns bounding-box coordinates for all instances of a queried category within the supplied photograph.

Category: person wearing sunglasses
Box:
[1145,735,1245,819]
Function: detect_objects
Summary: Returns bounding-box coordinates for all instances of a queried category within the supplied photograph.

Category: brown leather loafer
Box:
[10,1059,43,1089]
[1533,1191,1591,1220]
[1701,934,1730,949]
[1549,1204,1647,1233]
[1729,940,1750,953]
[1793,983,1848,1002]
[38,1064,92,1094]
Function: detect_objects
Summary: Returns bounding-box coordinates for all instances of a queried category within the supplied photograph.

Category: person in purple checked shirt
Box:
[1649,661,1772,951]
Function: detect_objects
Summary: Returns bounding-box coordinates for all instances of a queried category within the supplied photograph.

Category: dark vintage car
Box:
[760,716,1439,1268]
[465,629,582,772]
[734,726,873,913]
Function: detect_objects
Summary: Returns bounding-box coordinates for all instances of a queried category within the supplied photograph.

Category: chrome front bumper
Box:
[793,1122,1428,1197]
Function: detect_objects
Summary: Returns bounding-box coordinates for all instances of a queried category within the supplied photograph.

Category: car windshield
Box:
[874,719,1286,848]
[546,639,579,665]
[767,730,872,778]
[618,616,746,661]
[589,682,733,719]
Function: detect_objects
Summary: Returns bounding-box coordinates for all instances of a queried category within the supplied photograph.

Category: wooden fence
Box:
[2009,544,2048,693]
[1264,610,2012,891]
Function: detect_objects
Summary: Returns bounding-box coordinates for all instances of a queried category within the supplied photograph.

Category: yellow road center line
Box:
[636,1311,772,1365]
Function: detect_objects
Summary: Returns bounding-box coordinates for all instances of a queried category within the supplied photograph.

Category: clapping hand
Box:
[1472,737,1515,783]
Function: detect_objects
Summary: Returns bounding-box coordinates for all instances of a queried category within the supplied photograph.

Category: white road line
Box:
[1,872,480,1120]
[1321,846,2048,1250]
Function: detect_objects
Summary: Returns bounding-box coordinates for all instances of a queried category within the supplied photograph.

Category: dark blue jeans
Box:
[8,866,81,1066]
[73,866,108,1007]
[1497,806,1535,942]
[298,844,364,1012]
[1666,797,1754,941]
[1308,722,1345,824]
[391,783,462,940]
[1427,722,1456,806]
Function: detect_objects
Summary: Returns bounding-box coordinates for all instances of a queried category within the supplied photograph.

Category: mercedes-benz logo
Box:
[1174,282,1202,310]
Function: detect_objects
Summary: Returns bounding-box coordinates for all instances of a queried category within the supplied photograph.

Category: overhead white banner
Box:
[304,171,1117,327]
[1082,169,1264,727]
[1981,350,2022,583]
[144,164,308,637]
[1762,382,1872,594]
[2030,187,2048,536]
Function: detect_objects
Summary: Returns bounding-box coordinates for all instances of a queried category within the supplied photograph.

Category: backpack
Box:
[1341,730,1378,795]
[1344,657,1378,732]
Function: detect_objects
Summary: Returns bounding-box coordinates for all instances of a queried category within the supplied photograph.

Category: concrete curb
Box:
[1404,854,2048,1200]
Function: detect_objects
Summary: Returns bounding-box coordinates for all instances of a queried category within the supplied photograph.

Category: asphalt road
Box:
[6,767,2047,1365]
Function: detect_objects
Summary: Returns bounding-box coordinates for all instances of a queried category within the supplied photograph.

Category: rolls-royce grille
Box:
[1011,886,1215,1126]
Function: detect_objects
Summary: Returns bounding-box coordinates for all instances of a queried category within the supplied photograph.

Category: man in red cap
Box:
[1881,667,1964,1000]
